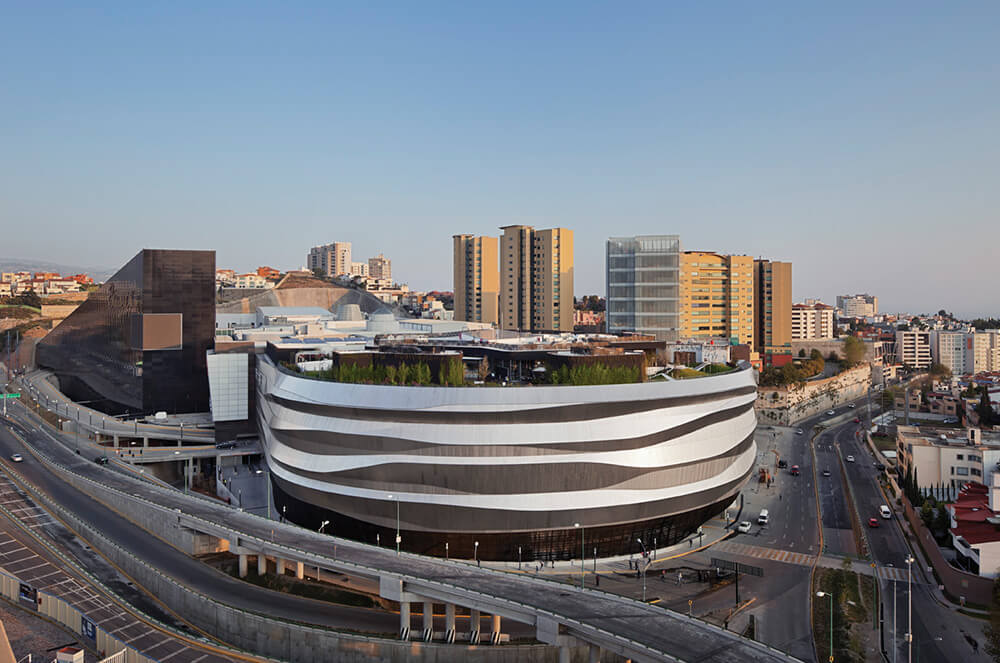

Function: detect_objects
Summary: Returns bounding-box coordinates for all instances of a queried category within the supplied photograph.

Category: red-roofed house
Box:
[949,478,1000,577]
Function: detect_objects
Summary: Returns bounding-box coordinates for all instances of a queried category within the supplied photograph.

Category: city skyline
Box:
[3,3,998,318]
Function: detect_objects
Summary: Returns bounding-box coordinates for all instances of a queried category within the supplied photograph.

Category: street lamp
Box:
[905,554,915,663]
[636,538,647,602]
[319,520,330,534]
[388,494,400,554]
[574,523,584,590]
[816,591,834,662]
[474,541,479,566]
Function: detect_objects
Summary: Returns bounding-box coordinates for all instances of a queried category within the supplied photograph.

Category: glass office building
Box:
[606,235,681,341]
[36,249,215,416]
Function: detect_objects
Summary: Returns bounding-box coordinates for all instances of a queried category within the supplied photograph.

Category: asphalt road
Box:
[0,388,801,663]
[834,420,985,663]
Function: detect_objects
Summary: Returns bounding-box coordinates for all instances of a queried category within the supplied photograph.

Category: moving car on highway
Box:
[9,453,22,463]
[868,518,880,528]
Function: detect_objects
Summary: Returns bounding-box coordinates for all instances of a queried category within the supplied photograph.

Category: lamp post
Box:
[816,591,834,662]
[319,519,330,534]
[636,538,647,602]
[282,505,286,523]
[574,523,584,590]
[388,494,400,554]
[905,554,914,663]
[474,541,479,566]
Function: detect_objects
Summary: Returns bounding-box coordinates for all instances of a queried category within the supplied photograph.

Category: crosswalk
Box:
[713,541,911,580]
[877,566,908,581]
[713,541,814,567]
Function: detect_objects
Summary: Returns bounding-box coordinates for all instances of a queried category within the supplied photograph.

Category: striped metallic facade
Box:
[257,357,757,561]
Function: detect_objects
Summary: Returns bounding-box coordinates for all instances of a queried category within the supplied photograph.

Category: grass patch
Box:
[871,433,895,452]
[812,567,875,663]
[672,367,706,379]
[228,561,379,609]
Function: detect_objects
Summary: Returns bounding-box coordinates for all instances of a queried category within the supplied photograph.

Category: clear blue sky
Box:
[2,2,997,317]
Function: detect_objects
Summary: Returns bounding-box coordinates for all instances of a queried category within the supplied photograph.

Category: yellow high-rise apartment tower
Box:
[452,235,499,325]
[500,226,573,332]
[678,252,755,345]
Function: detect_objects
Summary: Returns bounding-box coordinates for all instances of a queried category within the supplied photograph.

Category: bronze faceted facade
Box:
[37,249,215,416]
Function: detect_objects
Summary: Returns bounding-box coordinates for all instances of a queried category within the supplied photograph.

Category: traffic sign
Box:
[0,393,19,399]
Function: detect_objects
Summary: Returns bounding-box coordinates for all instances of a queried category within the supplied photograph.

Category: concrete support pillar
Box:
[143,436,149,447]
[444,603,456,643]
[238,553,248,578]
[399,601,411,640]
[113,434,119,449]
[257,554,266,576]
[276,558,286,576]
[295,561,304,579]
[588,644,601,663]
[422,601,434,641]
[490,613,501,644]
[469,608,480,644]
[559,647,571,663]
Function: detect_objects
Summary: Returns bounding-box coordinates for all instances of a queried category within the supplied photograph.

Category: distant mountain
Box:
[0,257,116,282]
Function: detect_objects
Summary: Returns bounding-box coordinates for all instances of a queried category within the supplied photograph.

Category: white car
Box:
[10,454,23,463]
[846,455,855,462]
[848,404,856,409]
[796,429,804,435]
[737,521,752,533]
[826,410,835,415]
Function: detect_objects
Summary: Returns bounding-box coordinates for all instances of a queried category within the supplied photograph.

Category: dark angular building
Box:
[37,249,215,416]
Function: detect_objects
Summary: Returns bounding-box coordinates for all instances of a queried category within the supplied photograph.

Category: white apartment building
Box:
[931,330,1000,376]
[233,273,272,289]
[349,262,369,278]
[791,302,834,340]
[933,331,968,375]
[896,330,932,369]
[896,426,1000,491]
[837,293,878,318]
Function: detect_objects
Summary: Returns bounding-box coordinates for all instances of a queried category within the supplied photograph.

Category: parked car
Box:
[849,404,856,409]
[737,521,752,533]
[777,459,788,469]
[94,455,109,465]
[826,410,835,415]
[822,469,831,477]
[10,453,23,463]
[846,455,855,463]
[868,518,880,528]
[796,429,804,435]
[790,465,801,476]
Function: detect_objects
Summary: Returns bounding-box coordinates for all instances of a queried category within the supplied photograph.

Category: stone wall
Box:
[756,364,872,425]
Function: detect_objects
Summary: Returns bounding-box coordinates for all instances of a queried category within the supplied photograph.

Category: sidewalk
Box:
[475,516,735,577]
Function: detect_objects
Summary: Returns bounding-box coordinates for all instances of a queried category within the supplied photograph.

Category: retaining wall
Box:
[756,365,871,426]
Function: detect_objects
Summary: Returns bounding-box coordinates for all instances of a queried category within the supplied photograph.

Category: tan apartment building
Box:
[791,302,835,340]
[500,225,573,332]
[307,242,352,277]
[453,235,499,325]
[753,259,793,366]
[368,254,391,281]
[677,252,754,345]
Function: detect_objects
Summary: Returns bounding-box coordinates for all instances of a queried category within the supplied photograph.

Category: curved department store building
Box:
[257,357,757,561]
